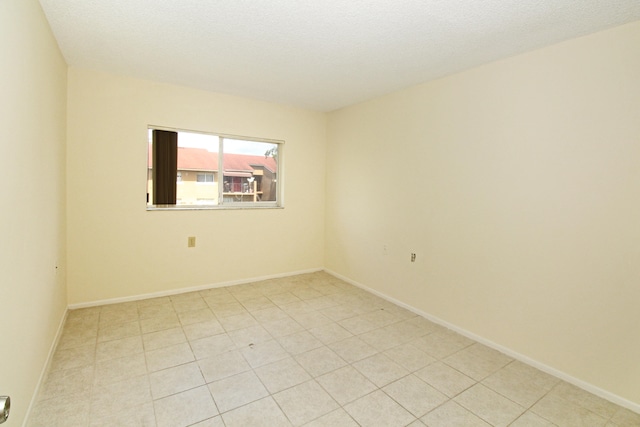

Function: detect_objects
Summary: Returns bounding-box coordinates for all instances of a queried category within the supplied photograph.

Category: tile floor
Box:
[29,272,640,426]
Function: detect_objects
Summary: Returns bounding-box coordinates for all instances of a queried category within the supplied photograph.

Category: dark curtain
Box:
[152,130,177,205]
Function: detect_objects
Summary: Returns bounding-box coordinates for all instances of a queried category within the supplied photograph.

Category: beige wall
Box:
[326,21,640,407]
[66,68,326,305]
[0,0,68,424]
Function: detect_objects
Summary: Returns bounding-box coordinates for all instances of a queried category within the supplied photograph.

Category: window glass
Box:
[147,128,281,209]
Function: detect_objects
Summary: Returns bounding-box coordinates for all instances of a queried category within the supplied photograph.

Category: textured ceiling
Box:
[39,0,640,111]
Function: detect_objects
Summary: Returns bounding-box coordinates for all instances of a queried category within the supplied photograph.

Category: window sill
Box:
[147,204,283,211]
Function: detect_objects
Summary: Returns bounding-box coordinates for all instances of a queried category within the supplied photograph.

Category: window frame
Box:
[146,126,284,211]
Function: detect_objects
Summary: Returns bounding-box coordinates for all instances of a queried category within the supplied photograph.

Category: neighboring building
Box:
[147,147,277,205]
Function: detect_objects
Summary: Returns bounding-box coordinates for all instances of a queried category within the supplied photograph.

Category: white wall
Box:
[0,0,68,424]
[326,21,640,407]
[66,68,326,305]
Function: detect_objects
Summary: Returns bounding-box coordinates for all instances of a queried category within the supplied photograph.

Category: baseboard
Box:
[68,267,324,310]
[22,308,68,427]
[324,268,640,415]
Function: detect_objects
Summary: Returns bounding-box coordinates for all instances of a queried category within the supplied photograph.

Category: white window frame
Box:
[147,126,283,211]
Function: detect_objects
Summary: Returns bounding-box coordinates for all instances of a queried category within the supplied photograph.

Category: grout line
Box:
[323,268,640,416]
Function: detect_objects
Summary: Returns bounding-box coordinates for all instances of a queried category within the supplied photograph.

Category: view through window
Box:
[147,128,281,208]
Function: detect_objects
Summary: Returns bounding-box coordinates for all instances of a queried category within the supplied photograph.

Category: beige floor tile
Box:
[183,319,225,341]
[90,374,152,420]
[142,326,187,351]
[302,408,359,427]
[290,311,333,329]
[482,360,558,407]
[149,361,205,399]
[66,307,101,323]
[189,416,225,427]
[295,346,348,377]
[384,343,436,372]
[30,273,638,427]
[319,305,358,322]
[96,335,144,361]
[384,319,428,342]
[404,315,444,334]
[421,400,491,427]
[316,365,377,405]
[221,396,292,427]
[444,345,512,381]
[198,350,251,382]
[454,383,525,427]
[251,306,290,323]
[98,305,139,327]
[191,333,236,360]
[154,386,218,427]
[138,301,175,319]
[359,326,408,351]
[273,380,339,426]
[219,312,259,331]
[202,292,239,307]
[412,330,474,359]
[208,301,247,318]
[208,370,269,413]
[98,320,141,343]
[292,287,324,300]
[228,325,273,347]
[89,401,156,426]
[344,390,416,427]
[38,365,94,400]
[254,357,312,393]
[57,327,98,350]
[178,308,216,326]
[145,342,195,372]
[383,374,448,417]
[328,336,379,363]
[415,361,476,398]
[277,330,324,355]
[140,313,180,334]
[383,305,418,321]
[172,296,208,313]
[27,392,91,427]
[610,407,640,427]
[262,317,305,337]
[267,292,303,306]
[240,339,289,368]
[532,392,609,426]
[136,296,171,309]
[304,295,339,311]
[309,322,353,344]
[242,295,277,312]
[93,353,147,387]
[352,353,409,387]
[510,411,556,426]
[360,308,400,328]
[550,381,620,419]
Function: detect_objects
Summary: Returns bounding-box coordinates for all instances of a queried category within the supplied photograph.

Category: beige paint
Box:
[327,21,640,406]
[66,68,326,305]
[0,0,68,424]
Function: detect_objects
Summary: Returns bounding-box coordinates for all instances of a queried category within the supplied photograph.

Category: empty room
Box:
[1,0,640,426]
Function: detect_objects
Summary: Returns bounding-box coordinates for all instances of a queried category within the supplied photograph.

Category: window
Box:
[147,128,282,209]
[196,173,214,183]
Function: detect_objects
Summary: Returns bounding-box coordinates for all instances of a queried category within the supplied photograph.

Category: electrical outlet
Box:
[188,236,196,247]
[411,253,416,262]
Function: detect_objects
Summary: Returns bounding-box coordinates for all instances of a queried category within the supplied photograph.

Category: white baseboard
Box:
[68,267,324,310]
[324,268,640,415]
[22,308,68,427]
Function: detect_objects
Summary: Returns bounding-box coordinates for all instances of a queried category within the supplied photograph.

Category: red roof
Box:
[148,146,277,173]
